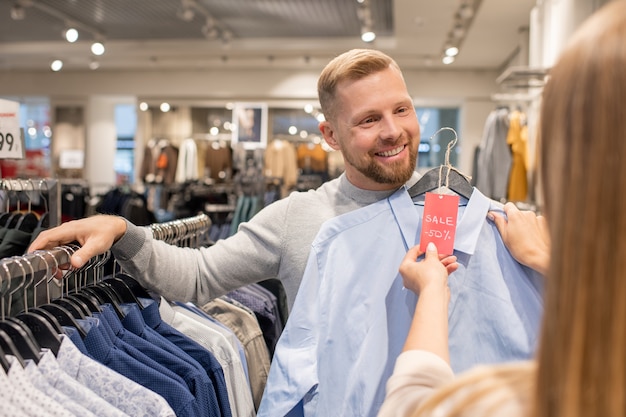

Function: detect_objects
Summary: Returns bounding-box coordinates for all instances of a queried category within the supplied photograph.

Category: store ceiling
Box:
[0,0,536,73]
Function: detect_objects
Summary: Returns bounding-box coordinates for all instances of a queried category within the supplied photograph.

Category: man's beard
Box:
[346,144,417,185]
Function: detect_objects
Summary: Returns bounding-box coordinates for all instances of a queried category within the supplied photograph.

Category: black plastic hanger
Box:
[114,273,154,300]
[15,211,39,233]
[65,294,95,316]
[50,297,88,320]
[84,284,126,319]
[102,276,144,308]
[408,166,474,200]
[409,127,473,200]
[0,318,42,363]
[68,291,102,313]
[0,328,24,369]
[0,212,12,227]
[0,340,10,373]
[13,311,62,356]
[5,211,24,229]
[38,303,87,338]
[29,306,64,334]
[36,212,50,229]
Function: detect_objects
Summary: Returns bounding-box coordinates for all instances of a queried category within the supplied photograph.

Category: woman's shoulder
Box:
[429,360,536,417]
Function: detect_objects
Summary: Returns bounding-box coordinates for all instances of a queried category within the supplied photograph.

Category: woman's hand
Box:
[488,202,550,275]
[399,242,458,296]
[398,242,458,360]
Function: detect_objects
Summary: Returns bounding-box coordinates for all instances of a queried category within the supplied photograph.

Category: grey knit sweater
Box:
[112,172,419,313]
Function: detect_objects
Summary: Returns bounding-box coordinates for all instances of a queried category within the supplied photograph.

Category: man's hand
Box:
[28,215,127,269]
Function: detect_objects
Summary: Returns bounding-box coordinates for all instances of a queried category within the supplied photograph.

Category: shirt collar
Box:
[389,186,491,256]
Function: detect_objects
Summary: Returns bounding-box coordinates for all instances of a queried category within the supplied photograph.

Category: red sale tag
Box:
[419,192,460,255]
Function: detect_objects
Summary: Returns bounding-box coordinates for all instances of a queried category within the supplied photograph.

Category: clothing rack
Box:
[0,178,61,227]
[150,212,212,247]
[0,246,74,317]
[0,213,270,416]
[0,213,211,285]
[0,213,211,317]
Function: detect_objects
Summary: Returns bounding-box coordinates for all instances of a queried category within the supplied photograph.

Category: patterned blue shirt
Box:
[82,310,200,417]
[140,297,232,417]
[258,187,544,417]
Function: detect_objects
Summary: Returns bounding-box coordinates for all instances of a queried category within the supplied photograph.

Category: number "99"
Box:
[0,133,14,151]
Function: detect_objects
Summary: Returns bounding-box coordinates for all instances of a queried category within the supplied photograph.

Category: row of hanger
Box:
[0,244,153,374]
[0,178,55,233]
[0,212,214,374]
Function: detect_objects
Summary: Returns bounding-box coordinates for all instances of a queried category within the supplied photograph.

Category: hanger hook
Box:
[4,256,27,314]
[38,179,50,215]
[32,251,54,305]
[429,127,468,191]
[56,245,78,296]
[14,256,35,312]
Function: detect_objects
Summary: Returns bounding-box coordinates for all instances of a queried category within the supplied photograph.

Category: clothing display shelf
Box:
[496,65,550,89]
[0,178,61,227]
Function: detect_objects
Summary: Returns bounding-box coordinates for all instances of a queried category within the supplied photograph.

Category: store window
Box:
[114,104,137,184]
[270,108,320,140]
[0,97,52,179]
[416,107,460,172]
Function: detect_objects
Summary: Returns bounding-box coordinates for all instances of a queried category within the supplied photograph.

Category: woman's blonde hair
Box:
[412,1,626,416]
[535,1,626,416]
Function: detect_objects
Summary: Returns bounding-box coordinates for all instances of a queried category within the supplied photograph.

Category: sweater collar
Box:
[337,171,421,206]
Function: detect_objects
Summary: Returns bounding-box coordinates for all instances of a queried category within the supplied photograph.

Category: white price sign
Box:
[0,98,25,160]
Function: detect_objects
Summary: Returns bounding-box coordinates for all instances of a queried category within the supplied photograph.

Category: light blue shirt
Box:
[258,186,544,417]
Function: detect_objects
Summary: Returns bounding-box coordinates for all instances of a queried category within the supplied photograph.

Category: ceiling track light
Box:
[187,0,234,44]
[438,0,482,65]
[356,0,376,43]
[10,3,26,20]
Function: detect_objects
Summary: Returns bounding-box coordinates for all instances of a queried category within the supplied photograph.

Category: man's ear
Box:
[319,121,340,151]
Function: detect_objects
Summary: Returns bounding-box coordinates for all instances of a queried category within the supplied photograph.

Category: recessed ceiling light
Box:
[64,27,79,43]
[51,60,63,71]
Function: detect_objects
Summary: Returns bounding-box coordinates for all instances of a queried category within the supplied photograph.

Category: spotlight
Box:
[442,56,455,65]
[89,59,100,70]
[91,41,105,56]
[445,46,459,57]
[361,28,376,43]
[51,60,63,72]
[64,27,79,43]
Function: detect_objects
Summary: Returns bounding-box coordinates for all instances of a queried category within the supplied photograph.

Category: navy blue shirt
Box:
[81,311,199,417]
[118,302,222,417]
[141,298,232,417]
